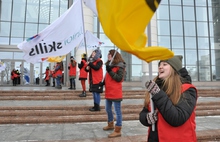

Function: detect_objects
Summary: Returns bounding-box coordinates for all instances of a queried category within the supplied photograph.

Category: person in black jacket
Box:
[139,55,197,142]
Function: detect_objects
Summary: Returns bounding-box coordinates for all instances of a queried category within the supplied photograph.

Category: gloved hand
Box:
[88,62,93,67]
[145,80,160,95]
[146,111,158,125]
[99,81,105,86]
[106,65,112,72]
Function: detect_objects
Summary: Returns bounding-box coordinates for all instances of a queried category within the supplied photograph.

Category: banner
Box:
[76,30,103,51]
[17,0,84,64]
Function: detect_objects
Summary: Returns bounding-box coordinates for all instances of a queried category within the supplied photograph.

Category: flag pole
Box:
[147,21,155,131]
[80,0,88,59]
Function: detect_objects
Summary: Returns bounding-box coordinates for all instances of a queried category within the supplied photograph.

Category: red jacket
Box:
[105,66,123,99]
[69,61,76,76]
[55,63,62,77]
[79,60,88,79]
[154,84,197,142]
[44,69,50,80]
[89,59,103,84]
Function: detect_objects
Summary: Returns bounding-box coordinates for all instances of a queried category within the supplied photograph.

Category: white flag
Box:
[83,0,97,15]
[77,30,103,51]
[17,0,84,64]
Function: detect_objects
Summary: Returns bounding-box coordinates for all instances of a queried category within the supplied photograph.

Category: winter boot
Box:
[79,91,86,97]
[52,82,55,87]
[103,121,114,131]
[89,103,100,112]
[108,126,121,138]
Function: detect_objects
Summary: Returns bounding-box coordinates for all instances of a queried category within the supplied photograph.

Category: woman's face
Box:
[108,53,112,61]
[91,51,96,58]
[158,61,172,79]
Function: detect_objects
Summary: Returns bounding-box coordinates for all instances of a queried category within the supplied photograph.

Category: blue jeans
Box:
[105,99,122,126]
[92,92,100,105]
[56,76,61,86]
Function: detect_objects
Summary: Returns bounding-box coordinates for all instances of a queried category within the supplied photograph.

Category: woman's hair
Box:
[105,49,125,65]
[144,67,182,108]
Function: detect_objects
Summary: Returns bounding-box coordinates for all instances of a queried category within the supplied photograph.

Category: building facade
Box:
[0,0,219,86]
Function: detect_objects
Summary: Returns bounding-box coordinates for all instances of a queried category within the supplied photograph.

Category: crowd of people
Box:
[10,49,198,140]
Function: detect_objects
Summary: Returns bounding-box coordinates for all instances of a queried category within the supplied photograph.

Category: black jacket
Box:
[139,67,197,142]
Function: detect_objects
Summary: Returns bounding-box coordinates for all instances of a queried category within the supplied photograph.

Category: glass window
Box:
[195,0,207,6]
[199,65,211,81]
[26,0,39,23]
[185,37,197,49]
[171,48,184,59]
[198,50,210,65]
[160,0,168,5]
[25,23,38,38]
[210,49,217,65]
[208,7,213,22]
[186,66,198,81]
[183,6,195,21]
[157,5,169,20]
[198,37,210,49]
[183,0,194,6]
[38,24,49,32]
[209,22,213,37]
[100,34,114,46]
[39,1,50,23]
[210,37,220,49]
[197,22,209,37]
[0,22,10,36]
[131,64,141,81]
[12,1,26,22]
[169,0,181,5]
[60,0,68,15]
[0,52,13,59]
[11,23,24,37]
[0,37,9,44]
[212,66,218,81]
[196,7,208,21]
[170,6,182,20]
[184,22,196,36]
[157,20,170,35]
[14,52,24,59]
[50,0,60,23]
[1,0,12,21]
[10,38,24,45]
[186,50,197,65]
[172,36,183,49]
[158,36,171,47]
[171,21,183,36]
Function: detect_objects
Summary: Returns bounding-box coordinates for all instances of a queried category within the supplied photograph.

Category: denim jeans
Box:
[56,76,61,86]
[105,99,122,126]
[92,92,100,105]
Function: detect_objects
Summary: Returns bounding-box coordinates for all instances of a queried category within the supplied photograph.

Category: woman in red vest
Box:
[78,53,88,97]
[139,55,198,142]
[54,61,63,89]
[102,49,126,138]
[85,48,103,111]
[44,67,50,86]
[11,69,18,86]
[68,56,77,89]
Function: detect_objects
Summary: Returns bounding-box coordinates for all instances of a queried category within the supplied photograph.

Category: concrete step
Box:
[0,89,220,100]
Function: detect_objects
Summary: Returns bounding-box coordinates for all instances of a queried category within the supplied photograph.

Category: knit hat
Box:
[160,55,183,72]
[70,56,74,59]
[93,49,102,61]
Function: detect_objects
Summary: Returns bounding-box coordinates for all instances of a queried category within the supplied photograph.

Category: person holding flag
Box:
[139,55,197,142]
[78,53,88,97]
[68,56,77,90]
[44,66,50,86]
[102,49,126,138]
[85,48,103,111]
[54,61,63,89]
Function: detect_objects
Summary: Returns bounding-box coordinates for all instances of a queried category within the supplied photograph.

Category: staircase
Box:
[0,89,220,141]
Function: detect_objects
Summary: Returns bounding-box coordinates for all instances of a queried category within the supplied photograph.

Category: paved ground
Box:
[0,86,220,142]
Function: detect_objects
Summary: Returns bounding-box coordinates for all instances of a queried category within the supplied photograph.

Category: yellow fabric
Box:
[96,0,174,63]
[46,55,66,62]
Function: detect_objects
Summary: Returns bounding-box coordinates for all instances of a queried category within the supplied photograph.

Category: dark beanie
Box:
[160,55,183,72]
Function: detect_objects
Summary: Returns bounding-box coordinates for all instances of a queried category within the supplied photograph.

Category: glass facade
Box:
[0,0,220,84]
[157,0,220,81]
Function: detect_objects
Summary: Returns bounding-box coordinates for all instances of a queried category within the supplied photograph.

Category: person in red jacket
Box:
[54,61,63,89]
[78,53,88,97]
[11,69,18,86]
[85,48,103,111]
[139,55,198,142]
[68,56,77,89]
[102,49,126,138]
[44,66,50,86]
